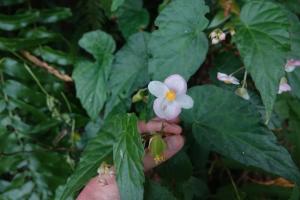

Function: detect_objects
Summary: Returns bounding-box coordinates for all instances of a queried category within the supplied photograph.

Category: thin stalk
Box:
[226,169,241,200]
[23,64,49,96]
[230,66,245,76]
[241,70,248,88]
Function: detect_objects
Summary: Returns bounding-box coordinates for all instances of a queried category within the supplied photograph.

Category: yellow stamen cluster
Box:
[165,90,176,101]
[154,155,166,164]
[97,162,114,176]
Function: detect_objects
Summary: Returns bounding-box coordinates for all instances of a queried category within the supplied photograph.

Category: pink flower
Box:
[148,74,194,120]
[278,77,291,94]
[285,59,300,72]
[217,72,240,85]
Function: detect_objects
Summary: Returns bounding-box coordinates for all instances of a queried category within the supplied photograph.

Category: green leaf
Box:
[2,80,45,107]
[21,27,60,39]
[73,30,115,119]
[148,0,209,80]
[58,114,138,200]
[111,0,125,11]
[1,58,32,81]
[288,12,300,60]
[116,0,149,39]
[113,114,144,200]
[182,85,300,184]
[234,1,290,121]
[178,177,208,200]
[0,11,39,31]
[73,60,109,119]
[0,37,52,52]
[78,30,115,61]
[33,46,73,66]
[0,27,58,52]
[157,151,193,182]
[144,179,176,200]
[0,0,25,6]
[106,32,150,114]
[39,7,72,23]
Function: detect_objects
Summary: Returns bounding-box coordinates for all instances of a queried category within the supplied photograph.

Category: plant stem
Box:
[230,66,245,76]
[226,168,241,200]
[242,70,248,88]
[23,64,49,96]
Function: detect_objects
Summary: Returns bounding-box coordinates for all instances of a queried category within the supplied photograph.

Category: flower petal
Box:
[229,76,240,85]
[217,72,229,81]
[287,59,300,67]
[153,98,181,120]
[153,98,167,119]
[164,101,181,120]
[285,65,295,72]
[176,94,194,109]
[164,74,187,95]
[278,83,291,94]
[148,81,168,98]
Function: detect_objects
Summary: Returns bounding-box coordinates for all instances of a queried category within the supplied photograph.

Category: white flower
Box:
[148,74,194,120]
[285,59,300,72]
[230,29,236,36]
[278,77,291,94]
[209,29,226,45]
[235,88,250,100]
[219,32,226,41]
[217,72,240,85]
[212,38,219,44]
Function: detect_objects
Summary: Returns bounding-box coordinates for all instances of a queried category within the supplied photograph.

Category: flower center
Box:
[165,90,176,101]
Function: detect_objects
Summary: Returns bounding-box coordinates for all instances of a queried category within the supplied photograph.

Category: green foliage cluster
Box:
[1,0,300,199]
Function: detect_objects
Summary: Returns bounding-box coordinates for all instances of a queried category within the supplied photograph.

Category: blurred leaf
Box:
[234,1,290,121]
[106,32,149,115]
[178,177,209,200]
[116,0,149,39]
[1,58,32,81]
[288,12,300,60]
[0,0,25,6]
[208,11,230,29]
[148,0,209,80]
[289,186,300,200]
[144,179,176,200]
[0,37,54,52]
[39,7,72,23]
[2,80,45,107]
[21,26,60,39]
[73,30,115,119]
[0,11,39,31]
[157,151,193,182]
[33,46,73,66]
[182,85,300,184]
[287,12,300,98]
[279,0,300,14]
[58,114,136,200]
[113,114,144,200]
[111,0,125,11]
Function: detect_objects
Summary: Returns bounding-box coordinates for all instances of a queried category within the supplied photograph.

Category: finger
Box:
[143,135,184,171]
[138,121,182,135]
[77,176,120,200]
[153,117,180,124]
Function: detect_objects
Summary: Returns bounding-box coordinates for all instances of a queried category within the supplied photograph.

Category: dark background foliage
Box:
[1,0,300,199]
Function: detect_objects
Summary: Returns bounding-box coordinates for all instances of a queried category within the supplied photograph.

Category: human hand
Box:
[76,118,184,200]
